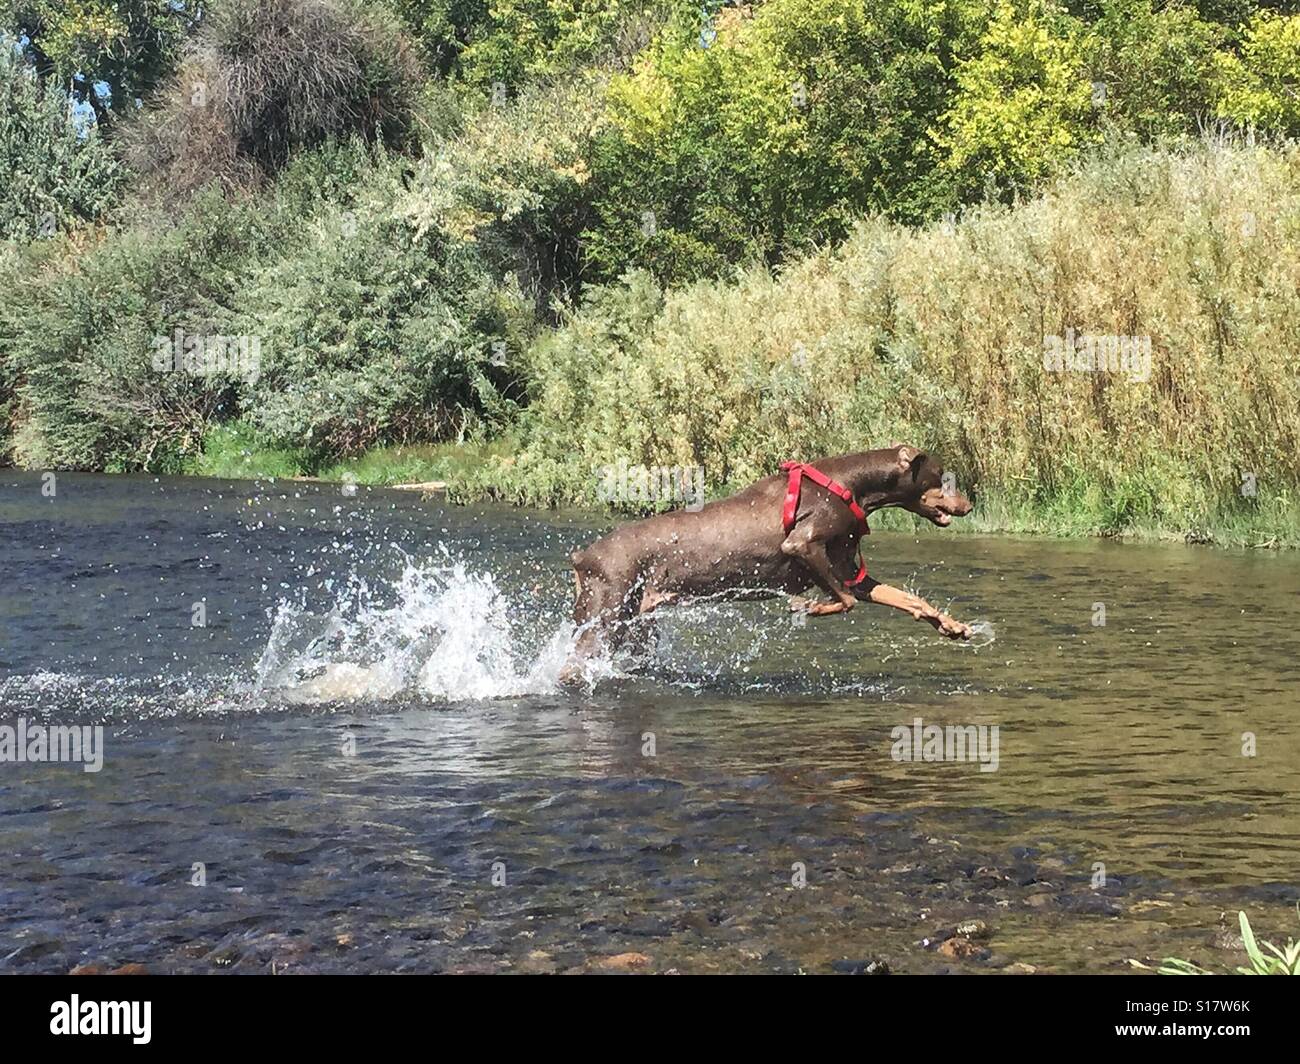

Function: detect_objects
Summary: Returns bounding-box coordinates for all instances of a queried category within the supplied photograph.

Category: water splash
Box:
[955,619,998,650]
[256,556,580,704]
[1,551,979,720]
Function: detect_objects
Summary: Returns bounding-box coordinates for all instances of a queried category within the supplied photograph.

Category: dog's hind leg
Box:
[560,555,639,684]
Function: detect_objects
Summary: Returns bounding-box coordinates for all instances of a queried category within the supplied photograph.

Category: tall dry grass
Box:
[476,137,1300,543]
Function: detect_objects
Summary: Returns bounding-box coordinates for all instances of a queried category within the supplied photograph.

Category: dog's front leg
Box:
[781,535,857,615]
[861,579,971,640]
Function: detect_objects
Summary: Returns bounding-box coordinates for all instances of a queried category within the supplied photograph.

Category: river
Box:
[1,472,1296,973]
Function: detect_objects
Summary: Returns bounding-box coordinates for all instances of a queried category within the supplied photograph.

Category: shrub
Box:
[232,153,535,459]
[0,241,19,460]
[417,75,605,311]
[3,192,263,471]
[122,0,420,201]
[0,47,123,241]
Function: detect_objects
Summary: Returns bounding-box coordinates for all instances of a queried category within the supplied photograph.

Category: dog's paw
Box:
[938,615,973,640]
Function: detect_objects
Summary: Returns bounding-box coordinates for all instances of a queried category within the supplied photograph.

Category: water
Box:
[2,472,1297,973]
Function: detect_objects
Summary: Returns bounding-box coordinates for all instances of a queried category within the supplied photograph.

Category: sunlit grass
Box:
[1134,909,1300,975]
[186,421,513,488]
[470,138,1300,548]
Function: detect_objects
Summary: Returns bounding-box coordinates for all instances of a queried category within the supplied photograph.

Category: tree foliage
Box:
[584,0,988,284]
[1217,11,1300,133]
[937,0,1093,200]
[1,0,199,121]
[388,0,675,84]
[0,45,122,240]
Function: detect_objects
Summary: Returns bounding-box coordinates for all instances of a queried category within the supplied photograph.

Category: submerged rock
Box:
[598,952,653,971]
[517,949,560,975]
[831,958,890,975]
[938,938,988,961]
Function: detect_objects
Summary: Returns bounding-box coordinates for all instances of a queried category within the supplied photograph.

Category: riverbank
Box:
[6,142,1299,548]
[23,427,1284,550]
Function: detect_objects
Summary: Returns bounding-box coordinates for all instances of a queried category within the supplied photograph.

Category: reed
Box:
[465,137,1300,547]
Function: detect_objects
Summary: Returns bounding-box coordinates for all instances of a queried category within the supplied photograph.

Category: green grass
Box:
[316,439,515,487]
[183,421,1300,547]
[889,486,1300,549]
[183,422,311,481]
[1134,909,1300,975]
[183,422,308,480]
[184,420,514,488]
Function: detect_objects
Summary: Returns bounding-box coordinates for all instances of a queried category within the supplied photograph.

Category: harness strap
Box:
[779,461,871,587]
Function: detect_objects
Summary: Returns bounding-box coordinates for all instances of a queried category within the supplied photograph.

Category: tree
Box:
[0,45,122,240]
[1,1,200,124]
[938,0,1094,200]
[585,0,990,283]
[122,0,420,203]
[1216,11,1300,134]
[1084,0,1226,140]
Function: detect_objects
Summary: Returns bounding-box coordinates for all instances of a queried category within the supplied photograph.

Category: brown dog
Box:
[559,445,975,683]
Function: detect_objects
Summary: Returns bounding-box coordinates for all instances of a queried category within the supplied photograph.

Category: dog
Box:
[559,445,975,683]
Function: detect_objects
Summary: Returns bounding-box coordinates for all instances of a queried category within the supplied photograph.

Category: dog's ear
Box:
[896,446,927,478]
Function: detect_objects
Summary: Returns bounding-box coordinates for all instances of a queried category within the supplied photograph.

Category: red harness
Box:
[780,461,870,587]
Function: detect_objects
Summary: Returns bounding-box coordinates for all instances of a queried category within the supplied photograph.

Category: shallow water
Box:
[1,472,1297,974]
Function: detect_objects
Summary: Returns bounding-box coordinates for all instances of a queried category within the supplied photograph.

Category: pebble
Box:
[938,937,987,960]
[831,958,890,975]
[598,952,653,971]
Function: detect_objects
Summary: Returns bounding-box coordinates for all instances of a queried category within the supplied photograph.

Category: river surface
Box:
[1,472,1297,974]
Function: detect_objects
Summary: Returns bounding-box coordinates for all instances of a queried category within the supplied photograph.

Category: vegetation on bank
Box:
[4,0,1300,547]
[1134,909,1300,975]
[474,139,1300,548]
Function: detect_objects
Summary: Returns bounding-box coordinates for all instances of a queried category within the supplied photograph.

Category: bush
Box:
[232,153,535,459]
[1,0,199,121]
[2,135,536,470]
[0,47,123,241]
[3,192,263,471]
[0,242,19,460]
[123,0,420,201]
[416,75,605,310]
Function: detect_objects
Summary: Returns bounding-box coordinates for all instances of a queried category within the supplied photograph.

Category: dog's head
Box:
[889,445,973,528]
